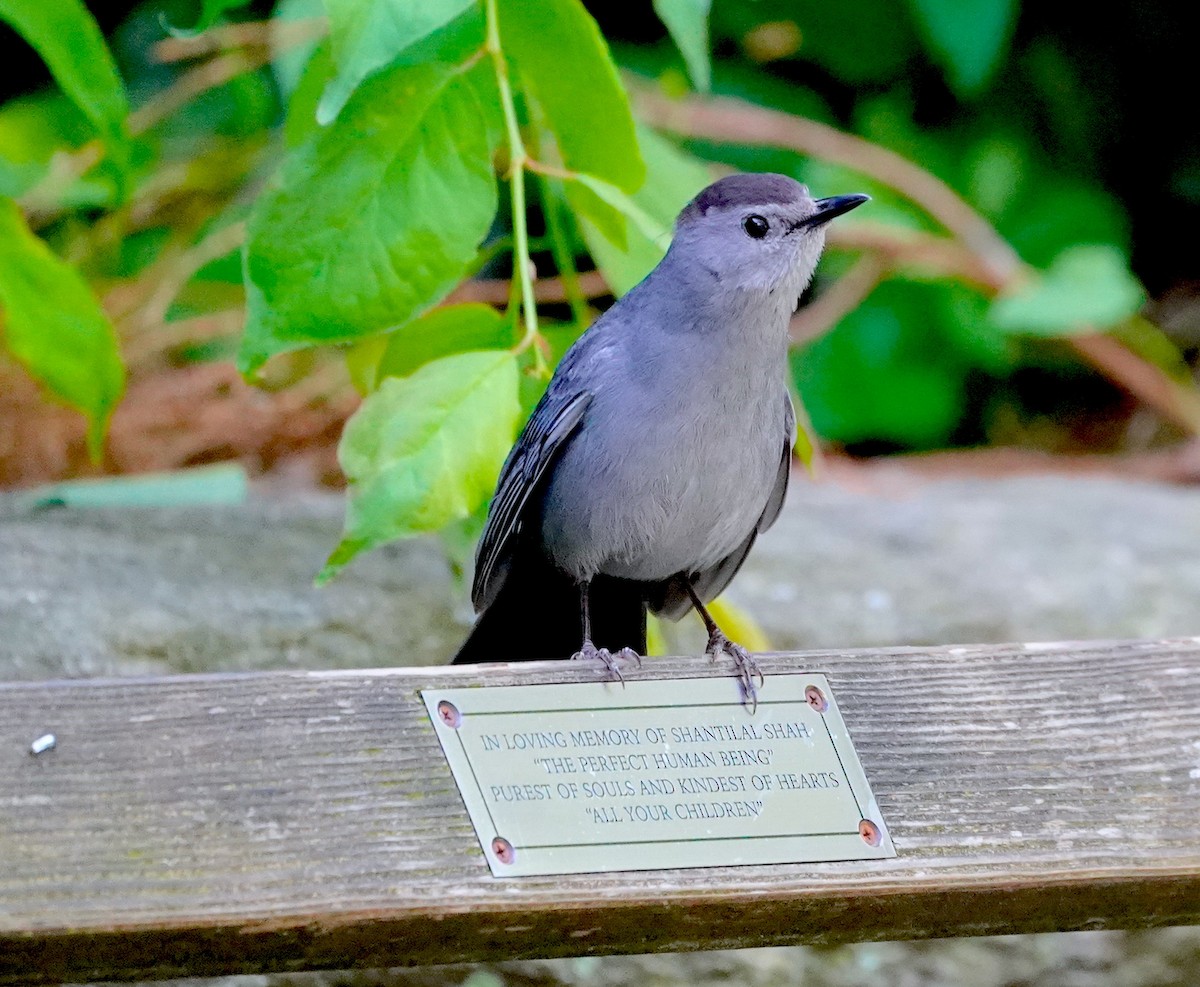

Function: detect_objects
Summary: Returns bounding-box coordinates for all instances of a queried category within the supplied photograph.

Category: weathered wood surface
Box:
[2,639,1199,985]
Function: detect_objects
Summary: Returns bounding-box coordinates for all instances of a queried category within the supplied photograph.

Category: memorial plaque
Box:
[422,673,894,876]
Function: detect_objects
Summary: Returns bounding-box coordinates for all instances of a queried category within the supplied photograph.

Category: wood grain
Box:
[2,639,1199,984]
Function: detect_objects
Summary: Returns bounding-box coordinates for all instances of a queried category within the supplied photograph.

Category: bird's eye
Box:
[742,214,770,239]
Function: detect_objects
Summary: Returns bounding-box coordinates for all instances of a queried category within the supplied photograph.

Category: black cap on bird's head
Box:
[680,173,868,228]
[672,173,869,294]
[681,173,810,222]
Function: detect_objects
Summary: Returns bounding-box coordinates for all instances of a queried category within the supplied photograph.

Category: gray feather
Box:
[471,381,592,611]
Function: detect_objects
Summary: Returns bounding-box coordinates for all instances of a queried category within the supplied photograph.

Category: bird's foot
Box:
[571,641,642,682]
[706,630,764,712]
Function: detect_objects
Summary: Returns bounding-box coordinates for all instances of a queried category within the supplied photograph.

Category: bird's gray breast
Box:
[537,334,788,584]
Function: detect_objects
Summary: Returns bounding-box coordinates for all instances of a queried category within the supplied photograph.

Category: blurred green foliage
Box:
[0,0,1192,571]
[0,196,123,457]
[621,0,1158,449]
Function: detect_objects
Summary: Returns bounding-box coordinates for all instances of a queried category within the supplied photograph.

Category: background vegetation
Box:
[1,0,1197,574]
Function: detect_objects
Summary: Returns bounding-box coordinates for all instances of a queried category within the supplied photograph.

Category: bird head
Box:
[671,173,868,297]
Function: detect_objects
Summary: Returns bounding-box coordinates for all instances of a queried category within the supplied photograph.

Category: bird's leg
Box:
[570,579,640,680]
[685,580,763,712]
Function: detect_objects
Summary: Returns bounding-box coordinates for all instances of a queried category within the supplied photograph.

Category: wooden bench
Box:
[3,638,1199,985]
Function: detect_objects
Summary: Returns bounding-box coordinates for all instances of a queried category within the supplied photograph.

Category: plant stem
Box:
[539,176,589,327]
[485,0,546,376]
[445,270,610,307]
[464,234,552,278]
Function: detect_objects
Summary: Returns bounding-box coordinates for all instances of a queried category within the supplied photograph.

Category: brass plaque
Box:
[422,673,894,877]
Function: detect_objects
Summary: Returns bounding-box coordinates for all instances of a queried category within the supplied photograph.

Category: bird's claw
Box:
[571,641,641,683]
[706,630,763,713]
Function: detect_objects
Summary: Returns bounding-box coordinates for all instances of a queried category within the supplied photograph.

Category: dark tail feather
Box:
[453,555,648,664]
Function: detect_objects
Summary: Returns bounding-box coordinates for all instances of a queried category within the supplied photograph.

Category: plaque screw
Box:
[437,701,462,728]
[491,836,516,864]
[805,685,828,713]
[858,819,882,847]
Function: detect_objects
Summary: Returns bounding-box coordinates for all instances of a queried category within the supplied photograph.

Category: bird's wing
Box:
[652,392,795,620]
[755,391,796,534]
[471,380,593,612]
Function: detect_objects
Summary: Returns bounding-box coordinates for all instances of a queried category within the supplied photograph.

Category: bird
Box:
[454,172,868,705]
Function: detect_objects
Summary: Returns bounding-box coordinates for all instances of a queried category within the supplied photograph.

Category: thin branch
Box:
[122,309,245,364]
[445,271,610,307]
[20,51,266,225]
[539,177,590,326]
[18,143,105,223]
[790,254,888,344]
[151,17,328,63]
[126,222,248,335]
[632,85,1200,439]
[1069,333,1200,436]
[631,84,1023,286]
[275,358,355,411]
[827,223,1005,290]
[129,51,263,136]
[485,0,547,376]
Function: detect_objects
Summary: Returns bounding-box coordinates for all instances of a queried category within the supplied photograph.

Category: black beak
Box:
[796,193,870,230]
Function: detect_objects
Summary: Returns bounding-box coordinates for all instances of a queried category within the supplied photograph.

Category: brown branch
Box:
[121,309,246,365]
[790,253,888,344]
[632,86,1200,438]
[827,223,1005,291]
[129,51,263,136]
[445,270,611,306]
[151,17,328,63]
[632,85,1023,285]
[120,270,612,368]
[18,143,105,224]
[126,222,247,335]
[1069,333,1200,436]
[19,51,267,226]
[274,359,356,412]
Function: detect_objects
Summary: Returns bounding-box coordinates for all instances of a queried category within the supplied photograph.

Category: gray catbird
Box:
[454,173,867,701]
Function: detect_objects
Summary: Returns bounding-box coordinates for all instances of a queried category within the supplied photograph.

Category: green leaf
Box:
[376,304,514,383]
[317,0,480,124]
[653,0,712,91]
[574,127,711,295]
[0,0,129,173]
[571,173,670,244]
[272,0,327,102]
[964,136,1026,219]
[792,281,966,449]
[790,390,817,474]
[437,499,488,582]
[989,245,1145,337]
[240,58,500,374]
[345,335,389,395]
[938,282,1015,373]
[345,303,513,392]
[498,0,644,192]
[906,0,1016,95]
[164,0,254,36]
[284,40,334,148]
[563,183,627,252]
[319,350,521,581]
[0,197,124,459]
[0,92,92,198]
[1001,182,1130,269]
